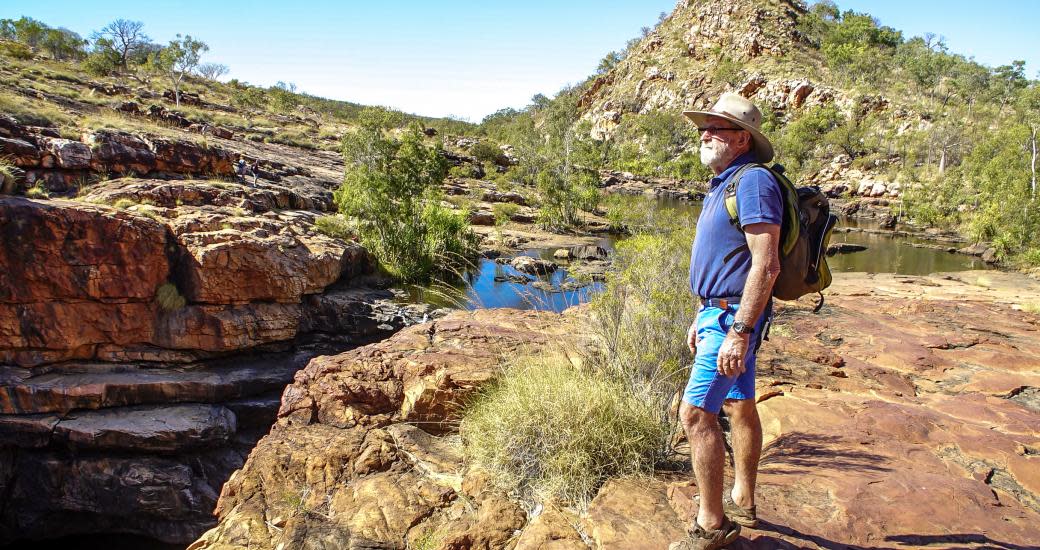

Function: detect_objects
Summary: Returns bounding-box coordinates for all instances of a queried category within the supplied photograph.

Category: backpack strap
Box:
[722,163,760,231]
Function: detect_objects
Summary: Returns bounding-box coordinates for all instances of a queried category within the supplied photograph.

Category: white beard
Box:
[699,142,731,172]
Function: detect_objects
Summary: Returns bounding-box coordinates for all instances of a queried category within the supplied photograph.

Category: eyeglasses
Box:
[697,126,744,134]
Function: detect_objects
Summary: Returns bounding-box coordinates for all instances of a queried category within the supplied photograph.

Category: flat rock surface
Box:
[191,271,1040,549]
[53,403,236,452]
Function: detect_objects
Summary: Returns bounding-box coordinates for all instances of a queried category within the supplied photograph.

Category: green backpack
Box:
[723,163,838,312]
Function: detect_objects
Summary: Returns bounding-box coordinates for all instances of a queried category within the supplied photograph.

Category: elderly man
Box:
[670,93,782,550]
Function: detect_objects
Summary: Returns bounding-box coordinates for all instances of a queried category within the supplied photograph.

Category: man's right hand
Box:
[687,321,697,354]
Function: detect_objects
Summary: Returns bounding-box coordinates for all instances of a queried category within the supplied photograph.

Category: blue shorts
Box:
[682,304,768,414]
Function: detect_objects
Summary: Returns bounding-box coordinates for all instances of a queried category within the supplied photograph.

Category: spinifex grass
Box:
[461,355,666,508]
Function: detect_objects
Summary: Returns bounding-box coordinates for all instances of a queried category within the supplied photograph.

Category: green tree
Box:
[91,19,149,71]
[8,17,46,49]
[336,113,477,282]
[40,27,86,61]
[150,34,209,107]
[268,81,300,114]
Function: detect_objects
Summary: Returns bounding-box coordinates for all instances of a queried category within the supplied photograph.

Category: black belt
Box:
[699,296,740,309]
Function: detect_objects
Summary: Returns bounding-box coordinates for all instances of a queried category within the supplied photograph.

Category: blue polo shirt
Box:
[689,153,783,299]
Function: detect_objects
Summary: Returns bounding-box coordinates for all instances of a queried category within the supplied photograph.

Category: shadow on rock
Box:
[760,432,891,475]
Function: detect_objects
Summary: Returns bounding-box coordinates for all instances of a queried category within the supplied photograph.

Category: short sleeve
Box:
[736,167,783,228]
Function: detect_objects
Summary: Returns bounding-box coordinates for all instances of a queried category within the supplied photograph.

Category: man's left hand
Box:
[717,330,749,377]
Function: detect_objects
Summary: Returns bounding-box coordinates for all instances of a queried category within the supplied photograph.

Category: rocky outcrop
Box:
[191,272,1040,549]
[0,187,437,544]
[189,309,580,550]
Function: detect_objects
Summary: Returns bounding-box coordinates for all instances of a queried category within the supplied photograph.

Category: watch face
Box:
[733,321,752,334]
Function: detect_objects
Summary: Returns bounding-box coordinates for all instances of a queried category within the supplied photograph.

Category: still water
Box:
[405,197,990,312]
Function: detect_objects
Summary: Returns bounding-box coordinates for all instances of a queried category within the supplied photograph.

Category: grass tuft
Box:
[155,283,186,311]
[461,355,666,508]
[314,214,355,240]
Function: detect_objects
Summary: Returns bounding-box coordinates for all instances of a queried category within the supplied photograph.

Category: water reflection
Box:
[402,196,989,312]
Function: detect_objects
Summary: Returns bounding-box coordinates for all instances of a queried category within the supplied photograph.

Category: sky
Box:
[3,1,1038,121]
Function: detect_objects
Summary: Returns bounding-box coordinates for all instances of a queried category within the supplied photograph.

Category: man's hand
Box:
[717,330,750,377]
[687,321,697,354]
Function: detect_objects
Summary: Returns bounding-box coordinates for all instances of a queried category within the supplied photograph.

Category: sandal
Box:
[723,494,758,528]
[668,516,741,550]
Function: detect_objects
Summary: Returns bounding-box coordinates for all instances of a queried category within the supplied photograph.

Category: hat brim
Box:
[682,110,774,163]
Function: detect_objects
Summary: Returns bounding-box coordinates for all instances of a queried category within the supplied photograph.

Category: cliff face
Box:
[190,274,1040,550]
[0,112,433,544]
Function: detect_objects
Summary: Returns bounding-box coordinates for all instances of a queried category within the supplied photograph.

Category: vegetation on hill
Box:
[0,15,474,152]
[475,1,1040,265]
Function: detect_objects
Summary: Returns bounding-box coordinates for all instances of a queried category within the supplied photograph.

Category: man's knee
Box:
[679,402,719,435]
[722,398,760,425]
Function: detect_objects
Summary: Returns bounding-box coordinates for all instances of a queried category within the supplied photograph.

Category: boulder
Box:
[826,242,868,256]
[41,138,91,169]
[510,256,558,275]
[569,244,609,261]
[0,136,40,167]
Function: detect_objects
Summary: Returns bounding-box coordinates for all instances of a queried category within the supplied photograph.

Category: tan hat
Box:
[683,92,774,163]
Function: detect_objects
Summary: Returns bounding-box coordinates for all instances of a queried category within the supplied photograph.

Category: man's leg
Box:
[722,398,762,509]
[680,402,726,530]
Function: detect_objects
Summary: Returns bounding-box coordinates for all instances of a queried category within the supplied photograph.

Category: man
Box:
[670,93,782,550]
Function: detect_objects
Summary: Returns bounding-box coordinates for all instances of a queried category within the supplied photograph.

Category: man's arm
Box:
[716,222,781,377]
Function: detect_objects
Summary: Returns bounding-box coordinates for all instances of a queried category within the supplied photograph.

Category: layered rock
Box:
[0,183,434,544]
[192,272,1040,549]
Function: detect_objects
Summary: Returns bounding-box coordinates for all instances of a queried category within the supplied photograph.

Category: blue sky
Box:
[3,1,1038,121]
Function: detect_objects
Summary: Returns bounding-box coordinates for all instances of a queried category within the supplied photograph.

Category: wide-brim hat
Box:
[683,92,774,163]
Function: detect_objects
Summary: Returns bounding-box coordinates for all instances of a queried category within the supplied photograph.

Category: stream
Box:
[405,197,991,312]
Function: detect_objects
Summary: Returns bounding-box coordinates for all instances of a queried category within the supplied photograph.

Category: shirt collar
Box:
[708,151,758,190]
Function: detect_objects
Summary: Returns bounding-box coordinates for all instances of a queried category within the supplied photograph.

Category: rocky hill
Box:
[0,49,459,545]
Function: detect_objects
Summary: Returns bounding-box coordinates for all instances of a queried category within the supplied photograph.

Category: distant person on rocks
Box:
[669,93,782,550]
[235,155,247,183]
[250,159,260,186]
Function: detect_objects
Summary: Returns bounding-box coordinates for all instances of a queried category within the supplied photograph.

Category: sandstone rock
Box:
[585,478,685,548]
[53,403,236,452]
[41,137,91,169]
[469,209,495,225]
[826,242,868,256]
[553,248,572,260]
[0,136,40,167]
[510,256,558,275]
[568,245,608,261]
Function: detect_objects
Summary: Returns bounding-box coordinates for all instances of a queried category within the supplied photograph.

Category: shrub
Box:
[336,117,479,282]
[112,198,135,209]
[155,282,186,311]
[0,41,32,60]
[25,182,49,199]
[461,355,666,506]
[469,140,501,164]
[491,202,519,225]
[588,219,697,395]
[0,159,22,194]
[314,214,355,240]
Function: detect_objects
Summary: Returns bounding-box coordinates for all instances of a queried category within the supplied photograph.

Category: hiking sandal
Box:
[723,494,758,528]
[667,516,741,550]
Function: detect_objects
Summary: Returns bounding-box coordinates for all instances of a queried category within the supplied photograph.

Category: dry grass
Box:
[461,354,666,508]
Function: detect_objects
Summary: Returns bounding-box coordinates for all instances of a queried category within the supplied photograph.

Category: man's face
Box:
[699,115,748,173]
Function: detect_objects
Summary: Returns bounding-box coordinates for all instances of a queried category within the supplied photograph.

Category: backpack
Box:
[724,163,838,312]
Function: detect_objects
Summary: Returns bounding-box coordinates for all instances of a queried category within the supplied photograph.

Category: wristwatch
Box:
[731,321,754,335]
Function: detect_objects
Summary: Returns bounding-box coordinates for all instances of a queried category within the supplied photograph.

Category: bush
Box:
[588,218,697,394]
[0,41,32,60]
[155,282,186,311]
[469,140,501,164]
[462,355,666,506]
[336,116,479,282]
[314,214,355,240]
[491,202,519,225]
[25,182,48,199]
[0,159,22,194]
